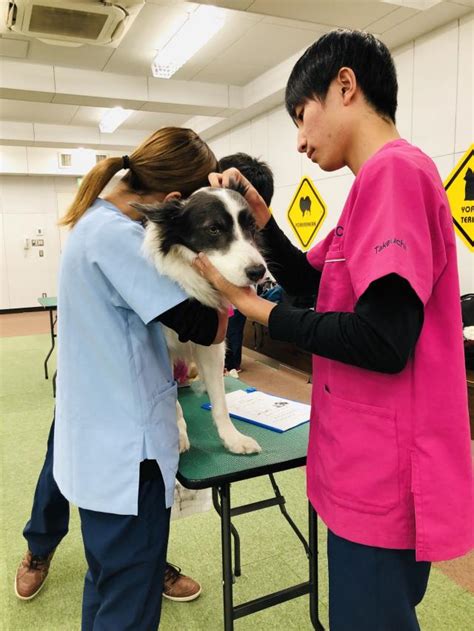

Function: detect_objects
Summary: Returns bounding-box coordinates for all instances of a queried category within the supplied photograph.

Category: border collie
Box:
[133,186,267,454]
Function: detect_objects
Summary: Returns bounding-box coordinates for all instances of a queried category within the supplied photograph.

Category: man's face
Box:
[294,80,346,172]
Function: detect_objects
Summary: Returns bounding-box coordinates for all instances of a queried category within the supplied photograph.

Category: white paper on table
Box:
[223,389,310,432]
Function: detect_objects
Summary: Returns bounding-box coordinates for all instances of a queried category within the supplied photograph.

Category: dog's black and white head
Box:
[132,186,267,307]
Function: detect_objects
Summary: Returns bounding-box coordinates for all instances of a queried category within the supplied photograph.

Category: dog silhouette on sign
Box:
[300,195,311,216]
[464,167,474,201]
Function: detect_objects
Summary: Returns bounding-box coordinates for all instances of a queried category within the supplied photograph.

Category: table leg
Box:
[219,483,234,631]
[309,503,324,630]
[212,487,241,579]
[43,309,56,380]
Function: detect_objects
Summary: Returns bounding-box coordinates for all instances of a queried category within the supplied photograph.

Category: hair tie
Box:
[122,155,130,170]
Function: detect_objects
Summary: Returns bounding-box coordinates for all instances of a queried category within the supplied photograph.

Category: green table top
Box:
[37,296,57,308]
[177,376,309,489]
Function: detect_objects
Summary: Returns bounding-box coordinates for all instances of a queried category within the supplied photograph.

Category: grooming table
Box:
[177,376,324,630]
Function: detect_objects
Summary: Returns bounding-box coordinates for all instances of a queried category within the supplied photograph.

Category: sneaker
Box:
[162,562,202,602]
[15,549,55,600]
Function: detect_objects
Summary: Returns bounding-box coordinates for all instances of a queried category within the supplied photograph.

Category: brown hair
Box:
[59,127,217,228]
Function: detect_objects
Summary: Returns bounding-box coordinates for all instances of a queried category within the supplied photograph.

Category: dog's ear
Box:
[129,200,184,224]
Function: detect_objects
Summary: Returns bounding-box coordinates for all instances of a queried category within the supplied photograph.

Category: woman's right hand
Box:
[208,168,272,229]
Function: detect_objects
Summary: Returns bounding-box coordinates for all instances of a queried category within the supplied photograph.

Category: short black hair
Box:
[218,152,274,206]
[285,29,398,124]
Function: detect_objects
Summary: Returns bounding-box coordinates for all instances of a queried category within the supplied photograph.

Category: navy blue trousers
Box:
[23,420,69,557]
[328,529,431,631]
[79,469,170,631]
[23,419,171,630]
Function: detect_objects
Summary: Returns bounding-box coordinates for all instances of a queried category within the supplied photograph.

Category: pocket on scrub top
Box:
[316,386,400,514]
[149,382,178,422]
[317,249,354,312]
[147,382,179,451]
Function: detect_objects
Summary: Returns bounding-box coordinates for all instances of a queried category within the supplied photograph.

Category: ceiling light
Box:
[99,106,133,133]
[151,6,225,80]
[381,0,443,9]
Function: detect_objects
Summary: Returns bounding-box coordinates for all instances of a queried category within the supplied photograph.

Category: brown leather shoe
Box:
[15,549,55,600]
[162,562,202,602]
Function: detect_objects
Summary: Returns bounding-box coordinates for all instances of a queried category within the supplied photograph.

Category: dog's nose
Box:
[245,264,266,283]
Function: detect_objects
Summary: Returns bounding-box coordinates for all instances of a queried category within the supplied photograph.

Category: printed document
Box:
[223,389,310,432]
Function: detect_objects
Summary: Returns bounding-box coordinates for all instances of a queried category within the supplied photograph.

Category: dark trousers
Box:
[79,465,171,631]
[328,529,431,631]
[225,309,247,370]
[23,419,70,557]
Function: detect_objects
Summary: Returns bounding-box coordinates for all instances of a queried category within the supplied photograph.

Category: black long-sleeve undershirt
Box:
[156,299,218,346]
[259,216,321,295]
[259,217,424,374]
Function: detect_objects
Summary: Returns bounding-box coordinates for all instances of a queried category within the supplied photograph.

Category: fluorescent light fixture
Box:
[381,0,443,9]
[151,6,225,79]
[99,106,133,133]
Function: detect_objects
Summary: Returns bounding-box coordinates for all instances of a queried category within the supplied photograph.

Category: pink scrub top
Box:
[306,139,473,562]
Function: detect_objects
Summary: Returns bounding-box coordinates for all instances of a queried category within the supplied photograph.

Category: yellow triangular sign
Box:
[444,144,474,251]
[287,176,326,250]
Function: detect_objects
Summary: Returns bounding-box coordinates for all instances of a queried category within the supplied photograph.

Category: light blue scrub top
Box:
[53,199,188,515]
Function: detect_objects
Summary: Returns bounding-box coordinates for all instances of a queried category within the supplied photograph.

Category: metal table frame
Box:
[209,475,323,630]
[177,377,324,630]
[37,296,58,396]
[37,296,57,380]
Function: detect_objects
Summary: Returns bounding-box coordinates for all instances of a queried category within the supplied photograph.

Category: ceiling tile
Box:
[248,1,396,29]
[0,99,78,124]
[193,61,273,85]
[26,39,114,70]
[0,37,29,58]
[365,6,418,33]
[204,22,323,70]
[380,1,471,48]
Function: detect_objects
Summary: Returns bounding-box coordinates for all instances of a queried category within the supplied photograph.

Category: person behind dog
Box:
[15,127,227,630]
[193,30,473,631]
[217,153,274,374]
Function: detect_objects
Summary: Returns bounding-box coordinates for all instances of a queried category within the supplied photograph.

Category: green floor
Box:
[1,334,473,630]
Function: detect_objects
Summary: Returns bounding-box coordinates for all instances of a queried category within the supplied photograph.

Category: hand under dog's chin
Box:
[217,271,253,288]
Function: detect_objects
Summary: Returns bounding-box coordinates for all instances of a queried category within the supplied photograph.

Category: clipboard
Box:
[201,387,310,433]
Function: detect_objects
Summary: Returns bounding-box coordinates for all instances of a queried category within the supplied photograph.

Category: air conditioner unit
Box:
[6,0,144,47]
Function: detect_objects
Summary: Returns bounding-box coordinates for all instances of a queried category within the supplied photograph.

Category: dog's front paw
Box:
[179,431,190,453]
[223,431,262,455]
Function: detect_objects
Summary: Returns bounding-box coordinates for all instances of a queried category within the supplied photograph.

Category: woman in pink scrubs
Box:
[195,29,473,631]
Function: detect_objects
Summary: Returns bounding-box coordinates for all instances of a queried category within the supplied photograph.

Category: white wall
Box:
[0,173,124,309]
[208,15,474,295]
[0,176,77,308]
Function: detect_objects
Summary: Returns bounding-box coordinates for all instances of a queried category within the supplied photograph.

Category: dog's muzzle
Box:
[245,264,266,283]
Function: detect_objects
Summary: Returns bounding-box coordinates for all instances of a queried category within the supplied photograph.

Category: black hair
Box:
[218,152,274,206]
[285,29,398,124]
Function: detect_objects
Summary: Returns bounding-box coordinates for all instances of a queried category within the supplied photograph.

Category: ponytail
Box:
[59,127,217,229]
[59,156,124,228]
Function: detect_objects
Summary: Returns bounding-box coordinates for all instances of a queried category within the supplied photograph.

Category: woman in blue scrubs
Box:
[54,127,226,630]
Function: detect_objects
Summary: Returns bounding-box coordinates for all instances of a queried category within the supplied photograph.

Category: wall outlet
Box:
[42,292,47,298]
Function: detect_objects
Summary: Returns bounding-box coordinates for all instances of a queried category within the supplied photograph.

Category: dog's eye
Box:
[208,226,220,236]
